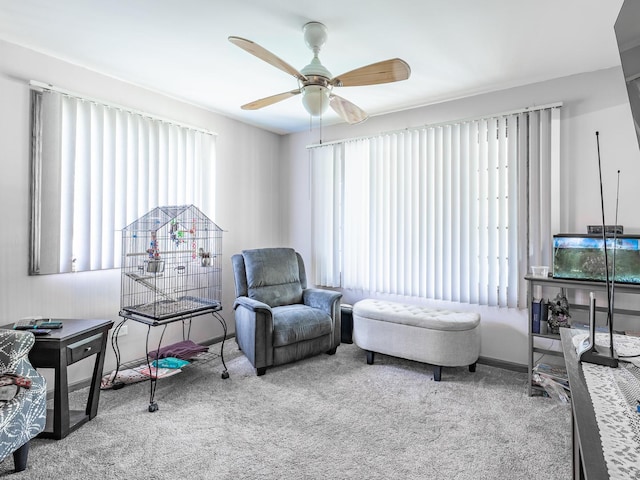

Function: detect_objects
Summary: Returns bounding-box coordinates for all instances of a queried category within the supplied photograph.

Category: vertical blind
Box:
[31,88,216,274]
[310,107,560,309]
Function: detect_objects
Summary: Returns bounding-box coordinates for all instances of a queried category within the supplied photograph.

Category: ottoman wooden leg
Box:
[433,365,442,381]
[366,350,375,365]
[469,362,477,373]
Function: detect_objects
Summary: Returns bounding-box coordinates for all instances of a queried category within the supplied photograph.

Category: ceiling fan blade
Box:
[241,89,301,110]
[229,36,308,82]
[329,95,368,124]
[330,58,411,87]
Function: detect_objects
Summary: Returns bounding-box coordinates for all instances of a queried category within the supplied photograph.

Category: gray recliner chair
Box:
[232,247,342,375]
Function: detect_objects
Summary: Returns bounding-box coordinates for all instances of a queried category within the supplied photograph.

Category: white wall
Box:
[282,66,640,365]
[0,39,284,387]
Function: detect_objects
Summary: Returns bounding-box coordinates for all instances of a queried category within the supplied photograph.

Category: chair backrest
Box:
[232,247,307,307]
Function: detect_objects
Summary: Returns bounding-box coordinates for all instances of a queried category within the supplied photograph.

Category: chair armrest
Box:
[303,289,342,349]
[0,330,35,372]
[232,297,274,370]
[233,296,273,315]
[303,288,342,314]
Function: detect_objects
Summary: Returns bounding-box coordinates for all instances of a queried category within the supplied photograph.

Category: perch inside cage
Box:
[119,205,223,322]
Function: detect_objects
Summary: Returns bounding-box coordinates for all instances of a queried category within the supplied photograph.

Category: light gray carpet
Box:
[1,341,571,479]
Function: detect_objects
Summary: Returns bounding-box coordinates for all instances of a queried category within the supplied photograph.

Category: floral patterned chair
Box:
[0,330,46,472]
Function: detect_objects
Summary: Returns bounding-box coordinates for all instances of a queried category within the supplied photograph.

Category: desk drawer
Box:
[67,333,103,364]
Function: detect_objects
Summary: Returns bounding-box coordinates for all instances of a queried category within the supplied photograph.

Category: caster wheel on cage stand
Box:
[221,370,229,379]
[148,402,159,413]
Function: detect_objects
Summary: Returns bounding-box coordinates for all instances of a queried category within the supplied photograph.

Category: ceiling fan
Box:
[228,22,411,125]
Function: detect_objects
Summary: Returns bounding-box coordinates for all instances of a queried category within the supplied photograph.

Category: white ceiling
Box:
[0,0,626,134]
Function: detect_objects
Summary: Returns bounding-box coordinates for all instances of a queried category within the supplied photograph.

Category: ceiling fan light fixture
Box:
[302,85,330,117]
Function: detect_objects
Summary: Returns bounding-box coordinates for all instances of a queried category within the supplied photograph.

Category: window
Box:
[29,87,217,274]
[310,107,560,309]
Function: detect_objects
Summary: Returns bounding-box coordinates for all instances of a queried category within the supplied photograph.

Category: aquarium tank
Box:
[553,234,640,284]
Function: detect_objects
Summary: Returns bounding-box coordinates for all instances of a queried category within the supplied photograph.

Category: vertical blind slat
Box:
[89,103,103,270]
[459,123,470,304]
[426,129,436,299]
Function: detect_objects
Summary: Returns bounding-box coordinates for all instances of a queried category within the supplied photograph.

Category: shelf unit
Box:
[525,275,640,396]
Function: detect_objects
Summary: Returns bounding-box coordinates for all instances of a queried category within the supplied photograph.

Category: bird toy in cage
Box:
[147,230,160,259]
[191,218,197,260]
[170,219,180,247]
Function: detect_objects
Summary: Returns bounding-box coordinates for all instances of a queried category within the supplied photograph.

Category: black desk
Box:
[15,319,114,439]
[560,328,609,480]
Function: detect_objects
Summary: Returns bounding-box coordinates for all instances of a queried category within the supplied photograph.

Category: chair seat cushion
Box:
[272,305,332,347]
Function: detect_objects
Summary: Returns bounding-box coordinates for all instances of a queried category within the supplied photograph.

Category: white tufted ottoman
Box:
[352,299,481,381]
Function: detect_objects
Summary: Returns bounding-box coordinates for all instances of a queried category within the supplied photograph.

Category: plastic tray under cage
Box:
[120,205,223,324]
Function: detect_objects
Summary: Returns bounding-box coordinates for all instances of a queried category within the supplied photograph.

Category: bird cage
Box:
[119,205,223,325]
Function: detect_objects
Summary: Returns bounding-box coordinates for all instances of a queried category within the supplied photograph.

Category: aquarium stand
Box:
[525,275,640,396]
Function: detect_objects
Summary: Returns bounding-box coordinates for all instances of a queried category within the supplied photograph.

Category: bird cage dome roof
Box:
[122,205,222,233]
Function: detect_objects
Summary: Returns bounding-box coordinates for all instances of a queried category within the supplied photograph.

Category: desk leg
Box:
[572,408,586,480]
[54,348,70,440]
[86,332,109,419]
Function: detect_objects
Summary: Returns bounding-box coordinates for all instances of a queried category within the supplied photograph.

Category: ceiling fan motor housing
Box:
[301,57,331,80]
